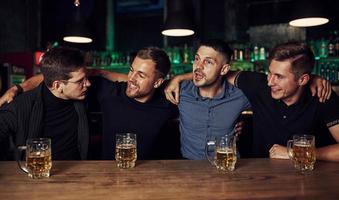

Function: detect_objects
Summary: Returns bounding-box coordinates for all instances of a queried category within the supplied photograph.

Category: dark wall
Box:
[0,0,338,53]
[0,0,39,53]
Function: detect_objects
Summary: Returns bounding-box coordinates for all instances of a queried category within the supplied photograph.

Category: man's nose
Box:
[85,79,91,87]
[128,72,137,81]
[195,61,203,70]
[267,75,275,86]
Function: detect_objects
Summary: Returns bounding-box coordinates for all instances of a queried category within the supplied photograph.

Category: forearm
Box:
[316,144,339,162]
[89,69,128,82]
[20,74,44,92]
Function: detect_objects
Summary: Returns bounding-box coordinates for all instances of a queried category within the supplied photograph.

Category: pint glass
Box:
[17,138,52,178]
[205,135,237,172]
[287,135,316,172]
[115,133,137,169]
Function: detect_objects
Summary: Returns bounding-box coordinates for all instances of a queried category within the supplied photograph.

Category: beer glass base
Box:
[216,165,235,173]
[294,164,315,173]
[28,172,50,179]
[117,162,136,169]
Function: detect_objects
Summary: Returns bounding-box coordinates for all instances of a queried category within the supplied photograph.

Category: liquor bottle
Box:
[325,63,331,81]
[239,50,244,61]
[328,31,335,57]
[330,64,337,83]
[319,63,325,77]
[253,45,259,61]
[319,39,328,58]
[244,47,250,61]
[259,47,266,60]
[334,31,339,57]
[233,49,238,61]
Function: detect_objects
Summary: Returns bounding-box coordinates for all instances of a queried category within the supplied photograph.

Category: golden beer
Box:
[214,148,237,172]
[292,143,316,171]
[26,152,52,178]
[115,144,137,169]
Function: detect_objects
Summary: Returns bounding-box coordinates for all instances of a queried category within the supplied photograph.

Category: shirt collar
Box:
[277,87,312,108]
[193,78,230,101]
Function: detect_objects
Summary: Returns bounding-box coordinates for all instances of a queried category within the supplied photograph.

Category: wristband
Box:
[14,84,23,95]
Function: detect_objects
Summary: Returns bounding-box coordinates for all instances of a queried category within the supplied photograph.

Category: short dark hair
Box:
[136,47,171,78]
[269,42,315,79]
[198,39,233,64]
[40,47,85,87]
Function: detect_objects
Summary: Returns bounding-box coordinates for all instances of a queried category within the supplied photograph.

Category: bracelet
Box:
[14,84,23,95]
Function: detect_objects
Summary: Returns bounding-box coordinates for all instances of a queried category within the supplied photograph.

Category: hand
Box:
[269,144,289,159]
[234,121,244,138]
[164,77,181,105]
[0,86,19,107]
[310,75,331,102]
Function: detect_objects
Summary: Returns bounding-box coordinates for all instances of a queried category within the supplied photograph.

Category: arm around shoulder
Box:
[0,74,43,107]
[164,73,192,105]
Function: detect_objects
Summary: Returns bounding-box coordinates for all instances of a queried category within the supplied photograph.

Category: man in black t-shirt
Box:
[89,47,178,160]
[229,42,339,161]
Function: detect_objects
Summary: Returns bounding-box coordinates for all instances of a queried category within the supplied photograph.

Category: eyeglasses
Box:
[62,76,88,86]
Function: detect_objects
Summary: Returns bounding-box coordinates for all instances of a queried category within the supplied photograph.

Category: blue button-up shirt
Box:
[179,80,251,159]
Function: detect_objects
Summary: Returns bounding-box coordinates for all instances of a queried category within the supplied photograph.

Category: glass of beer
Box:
[115,133,137,169]
[17,138,52,178]
[205,135,237,172]
[287,135,316,172]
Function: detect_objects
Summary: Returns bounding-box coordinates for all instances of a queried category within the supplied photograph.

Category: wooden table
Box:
[0,159,338,200]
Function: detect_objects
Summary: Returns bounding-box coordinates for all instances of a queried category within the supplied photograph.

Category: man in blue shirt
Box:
[168,40,250,159]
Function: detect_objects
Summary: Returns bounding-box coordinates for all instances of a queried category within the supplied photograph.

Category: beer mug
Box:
[205,135,237,172]
[17,138,52,178]
[115,133,137,169]
[287,135,316,172]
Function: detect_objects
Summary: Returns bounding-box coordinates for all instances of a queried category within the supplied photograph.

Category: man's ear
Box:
[298,74,310,86]
[220,64,231,75]
[52,80,64,93]
[154,78,164,88]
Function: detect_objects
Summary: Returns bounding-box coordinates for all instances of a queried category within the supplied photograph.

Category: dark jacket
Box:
[0,83,89,159]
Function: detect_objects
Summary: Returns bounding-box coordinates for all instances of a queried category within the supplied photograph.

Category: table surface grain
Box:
[0,159,338,200]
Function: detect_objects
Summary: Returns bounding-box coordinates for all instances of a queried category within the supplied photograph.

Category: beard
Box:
[125,81,140,98]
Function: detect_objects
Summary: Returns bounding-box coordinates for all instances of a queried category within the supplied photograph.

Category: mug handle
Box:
[16,146,29,173]
[205,140,216,166]
[287,140,294,160]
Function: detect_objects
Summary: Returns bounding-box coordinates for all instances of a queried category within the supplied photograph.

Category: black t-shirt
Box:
[89,77,178,160]
[236,71,339,157]
[42,84,80,160]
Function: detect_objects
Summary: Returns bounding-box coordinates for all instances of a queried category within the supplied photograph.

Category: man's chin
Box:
[271,92,282,100]
[193,79,204,87]
[125,90,137,99]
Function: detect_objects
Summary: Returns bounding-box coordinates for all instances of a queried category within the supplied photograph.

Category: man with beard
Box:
[0,47,178,160]
[0,47,91,160]
[89,47,178,160]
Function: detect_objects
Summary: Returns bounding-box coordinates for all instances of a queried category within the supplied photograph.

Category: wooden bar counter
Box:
[0,159,338,199]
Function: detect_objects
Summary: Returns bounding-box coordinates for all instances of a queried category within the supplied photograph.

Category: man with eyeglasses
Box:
[0,47,179,160]
[0,47,91,160]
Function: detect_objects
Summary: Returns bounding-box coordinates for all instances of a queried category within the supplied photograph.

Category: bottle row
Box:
[317,61,339,84]
[310,30,339,58]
